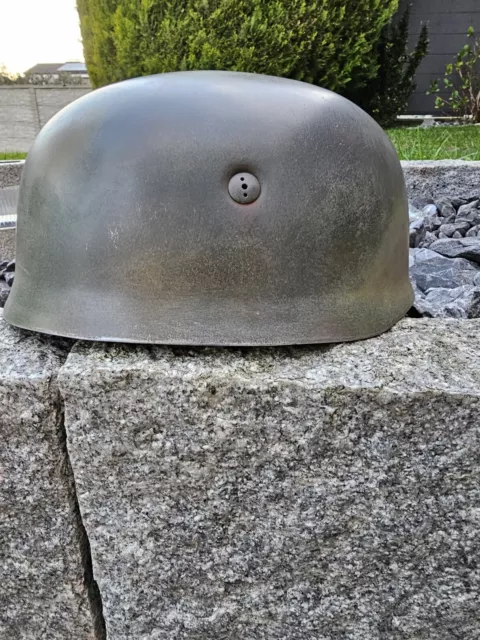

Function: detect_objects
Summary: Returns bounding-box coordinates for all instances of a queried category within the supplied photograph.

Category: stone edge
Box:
[0,312,106,639]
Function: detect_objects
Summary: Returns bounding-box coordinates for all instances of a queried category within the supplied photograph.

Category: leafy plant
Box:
[77,0,400,94]
[23,71,86,86]
[345,5,428,127]
[428,27,480,122]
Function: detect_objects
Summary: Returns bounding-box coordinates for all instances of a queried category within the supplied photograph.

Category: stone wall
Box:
[2,308,480,639]
[0,86,91,152]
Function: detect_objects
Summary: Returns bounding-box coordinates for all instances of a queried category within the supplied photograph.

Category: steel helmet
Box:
[5,71,412,345]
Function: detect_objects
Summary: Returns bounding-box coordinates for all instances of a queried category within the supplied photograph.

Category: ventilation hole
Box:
[244,193,248,197]
[240,177,245,181]
[242,184,248,190]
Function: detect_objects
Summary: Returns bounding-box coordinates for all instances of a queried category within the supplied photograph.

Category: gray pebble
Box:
[434,198,456,217]
[438,221,471,237]
[430,237,480,264]
[409,247,479,292]
[409,219,426,248]
[457,200,479,217]
[422,204,438,217]
[420,285,480,318]
[0,280,9,307]
[451,197,468,210]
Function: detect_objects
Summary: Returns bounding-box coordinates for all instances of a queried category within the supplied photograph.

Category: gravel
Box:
[0,259,14,307]
[409,196,480,317]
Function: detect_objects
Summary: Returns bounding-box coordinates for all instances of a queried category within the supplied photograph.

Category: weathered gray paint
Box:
[5,71,413,345]
[400,0,480,114]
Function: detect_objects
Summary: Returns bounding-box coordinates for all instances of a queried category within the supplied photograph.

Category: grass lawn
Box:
[0,151,27,161]
[387,125,480,161]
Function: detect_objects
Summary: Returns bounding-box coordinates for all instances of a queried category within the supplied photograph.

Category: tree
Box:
[0,63,25,85]
[346,5,429,127]
[77,0,400,94]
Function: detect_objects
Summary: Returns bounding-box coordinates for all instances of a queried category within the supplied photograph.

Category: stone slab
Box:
[402,160,480,208]
[0,227,16,261]
[0,310,100,639]
[59,318,480,640]
[0,160,24,189]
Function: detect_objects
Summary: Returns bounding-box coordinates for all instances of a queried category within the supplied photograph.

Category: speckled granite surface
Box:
[0,311,99,639]
[0,161,24,189]
[0,227,15,262]
[58,318,480,640]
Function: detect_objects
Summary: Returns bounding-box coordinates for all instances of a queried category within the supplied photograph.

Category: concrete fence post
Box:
[28,87,42,135]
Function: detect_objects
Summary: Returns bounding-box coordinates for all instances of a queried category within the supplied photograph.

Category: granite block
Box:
[59,318,480,640]
[0,310,101,639]
[0,161,24,189]
[0,227,16,262]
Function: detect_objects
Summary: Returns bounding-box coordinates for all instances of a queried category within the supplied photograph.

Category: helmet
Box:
[5,71,412,345]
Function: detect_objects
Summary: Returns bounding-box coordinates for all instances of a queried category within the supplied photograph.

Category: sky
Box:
[0,0,84,74]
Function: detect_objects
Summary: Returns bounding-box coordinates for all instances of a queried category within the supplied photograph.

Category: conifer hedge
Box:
[77,0,400,93]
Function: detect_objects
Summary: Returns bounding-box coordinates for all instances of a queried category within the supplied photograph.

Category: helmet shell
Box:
[5,71,412,345]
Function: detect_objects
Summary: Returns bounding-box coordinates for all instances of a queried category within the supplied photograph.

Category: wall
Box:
[0,86,91,152]
[401,0,480,114]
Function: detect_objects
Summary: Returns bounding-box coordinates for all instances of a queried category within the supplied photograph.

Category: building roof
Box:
[25,62,88,75]
[58,62,88,73]
[25,63,64,75]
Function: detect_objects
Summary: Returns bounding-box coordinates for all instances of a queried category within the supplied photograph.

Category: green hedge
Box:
[77,0,399,94]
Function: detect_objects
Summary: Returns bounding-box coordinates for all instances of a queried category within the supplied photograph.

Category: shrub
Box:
[77,0,122,86]
[345,5,428,127]
[427,27,480,123]
[77,0,400,93]
[0,64,25,85]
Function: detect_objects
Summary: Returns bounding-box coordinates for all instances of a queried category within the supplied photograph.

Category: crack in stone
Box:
[51,343,107,640]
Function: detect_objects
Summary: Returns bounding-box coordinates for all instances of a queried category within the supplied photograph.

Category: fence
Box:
[400,0,480,114]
